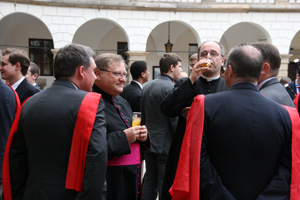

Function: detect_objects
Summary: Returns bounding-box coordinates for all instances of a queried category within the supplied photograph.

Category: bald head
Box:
[227,44,263,81]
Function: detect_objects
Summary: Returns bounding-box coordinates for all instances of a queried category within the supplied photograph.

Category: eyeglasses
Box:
[200,50,220,58]
[100,69,128,79]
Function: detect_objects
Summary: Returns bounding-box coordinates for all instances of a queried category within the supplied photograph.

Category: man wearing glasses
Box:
[93,53,150,200]
[161,41,228,200]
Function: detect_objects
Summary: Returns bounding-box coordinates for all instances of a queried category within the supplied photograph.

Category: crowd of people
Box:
[1,40,300,200]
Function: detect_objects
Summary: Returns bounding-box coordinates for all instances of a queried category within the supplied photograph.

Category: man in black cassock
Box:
[161,41,228,200]
[93,53,150,200]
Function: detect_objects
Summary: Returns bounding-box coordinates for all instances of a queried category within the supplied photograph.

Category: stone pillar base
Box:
[278,54,292,79]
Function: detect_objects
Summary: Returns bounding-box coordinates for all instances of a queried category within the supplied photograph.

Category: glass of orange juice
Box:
[132,112,141,127]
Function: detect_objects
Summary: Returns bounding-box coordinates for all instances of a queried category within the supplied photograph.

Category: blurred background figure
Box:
[26,62,41,90]
[280,76,292,85]
[120,61,149,112]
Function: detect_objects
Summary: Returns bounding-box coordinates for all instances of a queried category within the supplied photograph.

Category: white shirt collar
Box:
[132,80,143,89]
[11,77,25,90]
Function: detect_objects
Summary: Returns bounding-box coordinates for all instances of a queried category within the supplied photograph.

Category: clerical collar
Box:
[200,75,220,82]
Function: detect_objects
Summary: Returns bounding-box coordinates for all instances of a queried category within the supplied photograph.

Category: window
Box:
[153,66,160,79]
[188,43,198,76]
[189,43,198,58]
[29,39,54,76]
[117,42,128,63]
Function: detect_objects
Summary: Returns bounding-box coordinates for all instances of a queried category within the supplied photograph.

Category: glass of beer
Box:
[132,112,141,127]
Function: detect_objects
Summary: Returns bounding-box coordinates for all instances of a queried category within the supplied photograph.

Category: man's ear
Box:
[33,73,38,80]
[77,66,85,79]
[15,62,21,72]
[170,64,174,72]
[94,68,101,80]
[221,57,226,66]
[261,62,270,75]
[228,65,234,78]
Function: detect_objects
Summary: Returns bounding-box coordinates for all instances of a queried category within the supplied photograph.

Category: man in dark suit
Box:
[171,44,296,200]
[5,44,107,200]
[161,41,228,200]
[252,42,295,107]
[141,53,181,200]
[120,61,149,112]
[1,48,40,104]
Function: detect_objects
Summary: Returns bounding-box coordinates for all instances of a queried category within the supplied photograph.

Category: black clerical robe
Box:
[93,85,150,200]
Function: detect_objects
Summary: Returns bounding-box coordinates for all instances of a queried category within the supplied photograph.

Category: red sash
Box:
[283,105,300,200]
[65,92,101,192]
[2,85,22,200]
[293,94,300,113]
[169,95,204,200]
[3,92,101,199]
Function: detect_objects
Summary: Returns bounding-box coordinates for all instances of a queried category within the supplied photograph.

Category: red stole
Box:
[293,93,300,113]
[65,92,101,192]
[2,85,22,200]
[283,105,300,200]
[169,95,204,200]
[3,92,101,200]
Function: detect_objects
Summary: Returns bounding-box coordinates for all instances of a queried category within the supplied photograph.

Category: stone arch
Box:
[0,12,54,88]
[73,18,129,57]
[288,30,300,80]
[146,20,199,79]
[0,12,53,50]
[220,22,271,56]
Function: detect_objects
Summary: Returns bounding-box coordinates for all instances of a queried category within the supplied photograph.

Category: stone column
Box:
[125,51,149,84]
[278,54,292,79]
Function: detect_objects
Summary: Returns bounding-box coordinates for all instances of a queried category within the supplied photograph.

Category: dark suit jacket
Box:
[15,78,40,104]
[9,79,107,200]
[288,80,297,98]
[161,76,228,200]
[200,82,292,199]
[259,77,295,107]
[120,81,142,112]
[141,75,178,155]
[0,81,16,180]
